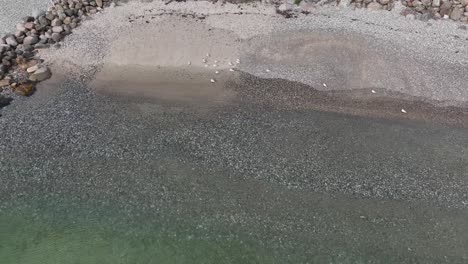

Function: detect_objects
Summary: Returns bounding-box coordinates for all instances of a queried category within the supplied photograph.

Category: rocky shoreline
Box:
[0,0,467,111]
[281,0,468,22]
[0,0,115,109]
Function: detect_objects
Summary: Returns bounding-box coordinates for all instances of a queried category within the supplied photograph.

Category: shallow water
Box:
[1,72,468,263]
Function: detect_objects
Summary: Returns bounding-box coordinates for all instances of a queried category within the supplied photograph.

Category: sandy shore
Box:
[34,0,468,124]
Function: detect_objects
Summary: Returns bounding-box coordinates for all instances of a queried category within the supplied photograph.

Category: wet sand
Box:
[91,63,468,128]
[91,64,238,107]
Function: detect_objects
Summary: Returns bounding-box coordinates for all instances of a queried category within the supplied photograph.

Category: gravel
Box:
[0,0,49,34]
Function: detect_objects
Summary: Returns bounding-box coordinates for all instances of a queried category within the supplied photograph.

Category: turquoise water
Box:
[0,199,279,264]
[2,185,468,264]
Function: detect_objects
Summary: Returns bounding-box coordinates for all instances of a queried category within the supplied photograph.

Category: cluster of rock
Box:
[401,0,468,21]
[0,0,114,97]
[348,0,396,11]
[347,0,468,21]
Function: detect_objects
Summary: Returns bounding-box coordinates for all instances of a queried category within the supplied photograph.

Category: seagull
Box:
[401,109,407,114]
[236,59,240,64]
[323,83,327,87]
[206,53,210,57]
[210,79,216,83]
[265,69,271,72]
[214,60,218,63]
[202,58,207,63]
[187,61,191,65]
[228,62,233,66]
[215,71,219,74]
[229,68,235,72]
[371,90,376,94]
[205,64,209,67]
[213,64,217,67]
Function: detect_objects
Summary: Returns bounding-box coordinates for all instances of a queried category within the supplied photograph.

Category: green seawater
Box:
[0,201,278,264]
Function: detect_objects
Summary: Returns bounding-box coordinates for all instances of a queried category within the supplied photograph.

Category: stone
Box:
[379,0,390,5]
[63,17,72,25]
[0,44,8,53]
[421,0,432,5]
[27,64,40,73]
[35,24,46,32]
[23,45,34,52]
[16,24,26,32]
[63,25,71,33]
[465,11,468,15]
[15,48,24,55]
[440,0,453,15]
[462,0,468,5]
[433,0,441,6]
[70,22,77,29]
[14,31,24,38]
[23,36,39,46]
[459,25,467,29]
[96,0,103,7]
[24,22,35,30]
[22,16,35,23]
[0,79,10,87]
[5,36,18,47]
[414,1,426,11]
[420,11,434,20]
[45,12,55,21]
[367,2,383,10]
[65,9,75,16]
[5,51,15,57]
[33,10,46,19]
[22,51,34,58]
[52,26,64,33]
[29,66,51,81]
[451,6,463,19]
[34,43,49,49]
[51,18,63,27]
[2,59,11,66]
[14,83,35,96]
[278,3,290,11]
[51,33,61,42]
[16,36,25,44]
[58,12,67,20]
[339,0,352,6]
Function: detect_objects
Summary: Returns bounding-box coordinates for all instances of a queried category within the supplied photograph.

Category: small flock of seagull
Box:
[186,53,408,114]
